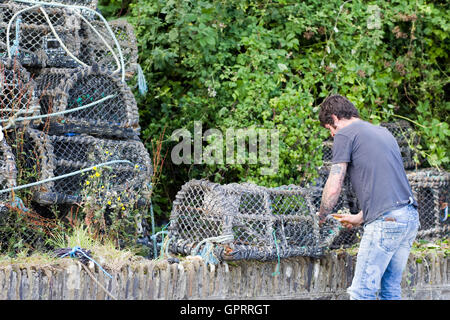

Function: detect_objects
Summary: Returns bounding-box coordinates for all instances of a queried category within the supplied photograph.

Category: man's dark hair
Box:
[319,94,360,127]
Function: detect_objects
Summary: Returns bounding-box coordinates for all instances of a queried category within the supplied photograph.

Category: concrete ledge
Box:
[0,251,448,300]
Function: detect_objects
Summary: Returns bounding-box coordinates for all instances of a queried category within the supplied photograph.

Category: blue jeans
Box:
[347,204,419,300]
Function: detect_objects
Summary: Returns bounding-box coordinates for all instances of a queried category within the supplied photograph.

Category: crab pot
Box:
[407,169,449,239]
[168,180,342,261]
[380,120,420,169]
[34,65,140,139]
[0,139,17,213]
[0,58,40,129]
[22,127,152,206]
[0,3,82,68]
[80,19,138,79]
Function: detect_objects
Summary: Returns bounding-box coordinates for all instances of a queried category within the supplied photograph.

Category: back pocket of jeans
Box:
[380,221,408,252]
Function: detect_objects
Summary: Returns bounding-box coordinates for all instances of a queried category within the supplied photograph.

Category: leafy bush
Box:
[100,0,449,221]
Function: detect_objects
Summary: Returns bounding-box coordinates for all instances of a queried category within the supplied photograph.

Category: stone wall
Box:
[0,251,448,300]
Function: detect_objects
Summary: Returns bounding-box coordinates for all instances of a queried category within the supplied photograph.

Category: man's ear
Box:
[331,114,339,126]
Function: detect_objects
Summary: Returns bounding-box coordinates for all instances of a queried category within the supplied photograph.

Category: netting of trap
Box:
[0,2,82,68]
[407,169,449,239]
[380,120,421,169]
[0,58,41,129]
[0,136,56,254]
[34,65,140,139]
[79,18,138,80]
[168,180,342,262]
[0,139,17,213]
[13,127,152,206]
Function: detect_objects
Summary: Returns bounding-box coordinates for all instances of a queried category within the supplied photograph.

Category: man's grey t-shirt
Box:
[332,120,417,225]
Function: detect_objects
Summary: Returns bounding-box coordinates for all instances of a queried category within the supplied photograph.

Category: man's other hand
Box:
[331,211,363,229]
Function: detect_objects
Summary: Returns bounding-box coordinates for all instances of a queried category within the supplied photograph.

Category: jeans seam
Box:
[349,225,378,300]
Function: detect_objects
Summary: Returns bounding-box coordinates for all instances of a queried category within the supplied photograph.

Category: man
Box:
[317,94,419,300]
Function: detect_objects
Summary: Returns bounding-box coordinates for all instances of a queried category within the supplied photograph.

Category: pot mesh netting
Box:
[0,2,82,68]
[34,65,140,139]
[0,58,40,129]
[380,121,420,169]
[0,139,17,213]
[407,169,449,239]
[0,137,56,254]
[168,180,343,261]
[16,127,152,206]
[79,18,138,79]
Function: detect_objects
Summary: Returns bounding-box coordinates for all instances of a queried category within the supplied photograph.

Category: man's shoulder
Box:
[338,120,379,137]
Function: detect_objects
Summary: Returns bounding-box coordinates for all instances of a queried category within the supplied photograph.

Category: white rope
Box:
[73,10,121,73]
[191,234,234,256]
[0,159,132,194]
[1,94,116,129]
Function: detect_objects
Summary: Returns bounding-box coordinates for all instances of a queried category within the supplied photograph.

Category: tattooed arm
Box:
[318,163,348,223]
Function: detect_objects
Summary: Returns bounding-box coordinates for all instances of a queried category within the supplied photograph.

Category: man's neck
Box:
[336,117,360,131]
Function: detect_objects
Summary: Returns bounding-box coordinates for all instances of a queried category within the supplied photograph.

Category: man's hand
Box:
[317,212,327,227]
[332,210,363,229]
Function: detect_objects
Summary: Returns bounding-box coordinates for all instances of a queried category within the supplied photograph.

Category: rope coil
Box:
[55,245,113,279]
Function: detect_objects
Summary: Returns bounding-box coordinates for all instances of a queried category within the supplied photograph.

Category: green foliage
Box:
[100,0,449,220]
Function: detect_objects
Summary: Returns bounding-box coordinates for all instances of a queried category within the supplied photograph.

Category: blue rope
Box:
[10,196,29,212]
[440,205,448,222]
[272,230,281,276]
[136,63,148,96]
[60,246,113,279]
[198,242,219,266]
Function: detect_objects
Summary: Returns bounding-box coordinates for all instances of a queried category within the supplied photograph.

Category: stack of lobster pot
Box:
[0,0,152,239]
[319,120,448,245]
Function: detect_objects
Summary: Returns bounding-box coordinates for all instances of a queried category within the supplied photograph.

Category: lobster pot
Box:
[0,139,17,213]
[407,169,449,239]
[168,180,341,261]
[80,19,138,79]
[0,58,40,129]
[380,121,419,169]
[23,128,152,205]
[0,3,82,68]
[34,66,140,139]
